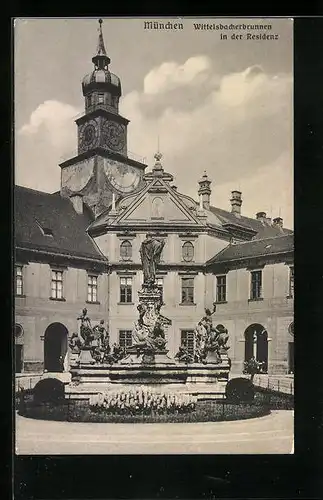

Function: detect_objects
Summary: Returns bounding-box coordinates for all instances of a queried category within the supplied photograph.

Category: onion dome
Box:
[82,19,121,98]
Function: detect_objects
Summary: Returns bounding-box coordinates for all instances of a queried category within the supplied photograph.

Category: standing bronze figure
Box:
[139,234,165,284]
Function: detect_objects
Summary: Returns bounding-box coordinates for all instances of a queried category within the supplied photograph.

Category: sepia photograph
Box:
[14,17,294,455]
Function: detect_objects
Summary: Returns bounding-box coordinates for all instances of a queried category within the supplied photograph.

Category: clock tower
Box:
[60,19,146,216]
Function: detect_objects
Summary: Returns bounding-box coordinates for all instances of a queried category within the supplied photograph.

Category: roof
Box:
[207,205,293,238]
[14,185,106,262]
[207,234,294,266]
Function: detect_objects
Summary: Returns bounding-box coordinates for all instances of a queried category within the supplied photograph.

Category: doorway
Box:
[15,324,24,373]
[44,323,68,372]
[244,324,268,373]
[15,345,23,373]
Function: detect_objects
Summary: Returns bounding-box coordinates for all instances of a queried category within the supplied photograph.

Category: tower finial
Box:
[154,151,163,163]
[92,18,110,67]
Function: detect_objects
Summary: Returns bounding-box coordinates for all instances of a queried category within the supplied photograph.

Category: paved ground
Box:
[15,410,294,455]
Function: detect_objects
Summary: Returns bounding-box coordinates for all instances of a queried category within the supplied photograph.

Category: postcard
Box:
[14,17,294,456]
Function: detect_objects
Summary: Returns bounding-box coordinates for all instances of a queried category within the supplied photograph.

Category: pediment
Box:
[112,177,204,227]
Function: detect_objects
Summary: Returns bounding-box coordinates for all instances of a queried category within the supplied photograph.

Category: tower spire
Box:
[92,18,110,69]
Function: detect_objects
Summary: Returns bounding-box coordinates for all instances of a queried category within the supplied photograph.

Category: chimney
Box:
[273,216,283,227]
[230,190,242,216]
[256,211,267,221]
[198,171,211,211]
[70,193,83,214]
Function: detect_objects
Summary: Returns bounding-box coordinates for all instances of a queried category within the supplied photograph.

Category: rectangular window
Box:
[181,330,195,357]
[120,277,133,303]
[119,330,133,349]
[98,94,104,104]
[250,270,262,300]
[156,277,164,303]
[87,275,98,303]
[289,266,294,298]
[15,265,23,296]
[51,270,64,300]
[181,277,194,304]
[216,275,227,302]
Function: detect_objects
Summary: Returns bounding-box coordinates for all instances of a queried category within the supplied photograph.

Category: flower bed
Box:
[17,392,270,423]
[89,388,197,415]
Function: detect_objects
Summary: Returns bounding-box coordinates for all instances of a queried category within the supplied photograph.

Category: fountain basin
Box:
[67,356,230,401]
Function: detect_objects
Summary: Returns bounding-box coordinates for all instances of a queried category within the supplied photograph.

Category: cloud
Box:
[120,61,292,225]
[19,100,80,150]
[16,58,293,227]
[143,55,211,95]
[16,100,80,192]
[213,151,293,228]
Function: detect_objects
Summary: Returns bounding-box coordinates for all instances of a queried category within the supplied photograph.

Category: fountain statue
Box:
[139,234,165,285]
[68,234,231,399]
[121,234,172,365]
[192,305,230,364]
[74,310,116,365]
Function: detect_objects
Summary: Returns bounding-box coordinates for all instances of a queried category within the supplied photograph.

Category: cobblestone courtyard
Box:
[15,410,293,454]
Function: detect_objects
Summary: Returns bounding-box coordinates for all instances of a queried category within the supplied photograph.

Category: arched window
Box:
[15,324,24,340]
[120,240,132,260]
[289,321,294,337]
[182,241,194,262]
[151,197,164,219]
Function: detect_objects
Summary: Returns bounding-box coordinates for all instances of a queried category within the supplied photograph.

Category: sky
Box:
[15,17,294,228]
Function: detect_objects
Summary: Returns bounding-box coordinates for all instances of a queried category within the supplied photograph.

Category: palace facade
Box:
[15,22,294,376]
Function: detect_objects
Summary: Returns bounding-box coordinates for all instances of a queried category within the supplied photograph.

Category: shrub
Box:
[20,398,270,423]
[33,378,65,404]
[225,377,255,403]
[243,358,266,379]
[89,387,198,415]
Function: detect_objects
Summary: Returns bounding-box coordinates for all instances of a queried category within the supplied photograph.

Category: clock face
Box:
[62,160,94,193]
[80,121,98,150]
[104,160,141,193]
[102,121,125,152]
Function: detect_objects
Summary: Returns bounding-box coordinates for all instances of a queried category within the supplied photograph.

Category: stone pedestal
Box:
[131,282,173,365]
[205,350,222,364]
[78,347,95,365]
[120,347,176,366]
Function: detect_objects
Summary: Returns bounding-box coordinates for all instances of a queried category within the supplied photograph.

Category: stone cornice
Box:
[75,108,130,126]
[89,224,209,238]
[15,246,109,271]
[109,261,206,273]
[59,147,147,170]
[207,250,294,272]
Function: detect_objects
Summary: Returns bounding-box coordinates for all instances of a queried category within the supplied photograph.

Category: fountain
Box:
[66,234,231,402]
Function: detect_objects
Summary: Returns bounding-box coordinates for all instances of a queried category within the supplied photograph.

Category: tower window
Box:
[98,94,104,104]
